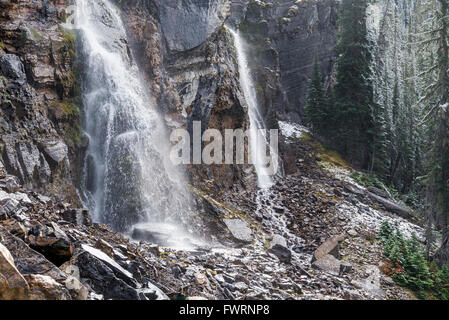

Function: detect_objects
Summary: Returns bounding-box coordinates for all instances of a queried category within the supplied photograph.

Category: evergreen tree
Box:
[305,57,328,137]
[331,0,378,169]
[416,0,449,266]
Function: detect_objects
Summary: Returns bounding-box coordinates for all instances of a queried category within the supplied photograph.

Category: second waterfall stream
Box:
[228,28,278,190]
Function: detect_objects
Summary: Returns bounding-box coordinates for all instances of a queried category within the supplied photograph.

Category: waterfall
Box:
[228,29,276,189]
[73,0,195,243]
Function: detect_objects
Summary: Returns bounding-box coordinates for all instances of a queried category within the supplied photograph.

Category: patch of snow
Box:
[325,158,424,240]
[337,201,423,240]
[320,164,367,191]
[367,2,382,37]
[278,121,309,141]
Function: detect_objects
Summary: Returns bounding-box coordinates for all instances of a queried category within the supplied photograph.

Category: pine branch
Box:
[418,64,439,77]
[408,36,442,46]
[418,105,439,126]
[410,28,444,37]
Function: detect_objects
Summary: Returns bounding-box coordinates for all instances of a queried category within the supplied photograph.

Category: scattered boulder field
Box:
[0,127,422,300]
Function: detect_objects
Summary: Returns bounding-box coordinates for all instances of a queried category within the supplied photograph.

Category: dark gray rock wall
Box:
[158,0,231,52]
[117,0,339,192]
[118,0,256,194]
[231,0,339,123]
[0,0,82,204]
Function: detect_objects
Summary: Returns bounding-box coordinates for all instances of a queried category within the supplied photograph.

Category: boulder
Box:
[41,139,68,164]
[28,235,74,266]
[0,174,21,193]
[0,190,32,204]
[312,234,345,262]
[50,222,69,239]
[0,198,19,218]
[0,219,27,239]
[312,254,341,275]
[0,242,30,300]
[351,265,385,298]
[36,194,52,205]
[194,272,209,286]
[223,218,253,244]
[24,274,71,300]
[0,54,26,83]
[267,234,291,263]
[29,222,65,239]
[138,282,170,300]
[62,209,92,227]
[131,224,173,246]
[311,234,348,275]
[0,225,67,282]
[80,244,135,283]
[95,239,114,258]
[59,263,89,300]
[70,244,141,300]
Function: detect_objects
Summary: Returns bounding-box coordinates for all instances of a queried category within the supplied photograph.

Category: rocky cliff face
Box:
[0,0,340,201]
[231,0,338,123]
[0,0,83,204]
[116,0,340,191]
[117,0,256,192]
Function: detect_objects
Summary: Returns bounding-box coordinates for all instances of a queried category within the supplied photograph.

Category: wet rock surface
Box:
[268,234,291,263]
[229,0,339,123]
[158,0,231,52]
[223,218,253,244]
[0,242,29,300]
[0,54,26,83]
[0,0,81,204]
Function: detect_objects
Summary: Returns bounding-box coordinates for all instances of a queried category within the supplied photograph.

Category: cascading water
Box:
[228,29,277,189]
[228,28,284,235]
[73,0,197,247]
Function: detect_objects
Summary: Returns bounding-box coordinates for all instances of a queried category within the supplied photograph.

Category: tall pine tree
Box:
[419,0,449,266]
[305,57,328,137]
[331,0,378,169]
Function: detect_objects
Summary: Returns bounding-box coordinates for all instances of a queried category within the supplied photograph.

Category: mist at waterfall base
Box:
[72,0,203,250]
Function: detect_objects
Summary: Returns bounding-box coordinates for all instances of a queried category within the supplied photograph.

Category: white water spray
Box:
[228,29,277,189]
[72,0,197,248]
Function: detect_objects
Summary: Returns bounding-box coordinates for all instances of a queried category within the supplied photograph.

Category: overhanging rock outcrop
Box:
[158,0,231,52]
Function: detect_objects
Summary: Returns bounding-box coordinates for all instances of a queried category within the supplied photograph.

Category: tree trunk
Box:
[434,213,449,267]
